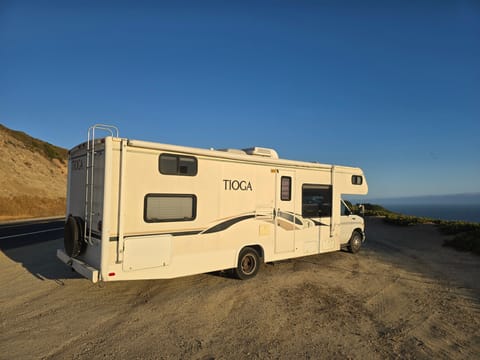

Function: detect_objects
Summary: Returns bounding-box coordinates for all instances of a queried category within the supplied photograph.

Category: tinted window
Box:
[159,154,197,176]
[352,175,363,185]
[144,194,196,222]
[302,184,332,218]
[280,176,292,201]
[341,201,351,216]
[160,155,178,174]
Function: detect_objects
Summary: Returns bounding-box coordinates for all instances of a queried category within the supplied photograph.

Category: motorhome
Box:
[57,125,368,282]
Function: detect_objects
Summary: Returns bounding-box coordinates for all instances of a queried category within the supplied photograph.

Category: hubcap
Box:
[241,254,256,275]
[352,235,361,250]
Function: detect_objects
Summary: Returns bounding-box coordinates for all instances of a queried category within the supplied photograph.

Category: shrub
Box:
[383,214,434,226]
[435,220,480,235]
[443,230,480,255]
[362,203,393,216]
[0,124,68,162]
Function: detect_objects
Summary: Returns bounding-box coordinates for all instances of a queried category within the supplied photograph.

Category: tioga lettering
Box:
[223,179,253,191]
[72,158,84,171]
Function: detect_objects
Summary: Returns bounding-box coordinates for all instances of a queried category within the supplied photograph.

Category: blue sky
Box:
[1,0,479,199]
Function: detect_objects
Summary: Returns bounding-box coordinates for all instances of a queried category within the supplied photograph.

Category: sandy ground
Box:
[0,217,479,359]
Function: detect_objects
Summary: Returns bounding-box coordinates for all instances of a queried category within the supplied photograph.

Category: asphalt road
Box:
[0,218,65,250]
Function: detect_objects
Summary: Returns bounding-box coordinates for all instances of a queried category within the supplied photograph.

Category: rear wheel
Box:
[234,247,261,280]
[348,231,363,253]
[64,216,85,257]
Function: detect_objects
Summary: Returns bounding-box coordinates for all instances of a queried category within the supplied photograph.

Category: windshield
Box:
[341,200,352,216]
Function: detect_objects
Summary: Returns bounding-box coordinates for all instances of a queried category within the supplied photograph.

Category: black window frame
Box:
[159,153,198,176]
[280,176,292,201]
[144,193,197,223]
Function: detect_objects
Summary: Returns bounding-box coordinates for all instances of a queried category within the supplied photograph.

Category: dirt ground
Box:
[1,217,479,359]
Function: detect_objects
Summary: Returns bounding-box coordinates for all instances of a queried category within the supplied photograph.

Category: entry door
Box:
[275,170,296,253]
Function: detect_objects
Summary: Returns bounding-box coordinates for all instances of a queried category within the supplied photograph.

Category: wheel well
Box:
[244,245,264,261]
[353,228,364,240]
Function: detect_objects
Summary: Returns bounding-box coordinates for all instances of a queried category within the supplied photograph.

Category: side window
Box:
[352,175,363,185]
[159,154,197,176]
[144,194,197,222]
[280,176,292,201]
[302,184,332,218]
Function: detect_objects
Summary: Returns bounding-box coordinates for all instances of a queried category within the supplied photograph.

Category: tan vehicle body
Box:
[58,126,368,282]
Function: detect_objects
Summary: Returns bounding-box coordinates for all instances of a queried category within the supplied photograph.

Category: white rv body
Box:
[58,128,368,282]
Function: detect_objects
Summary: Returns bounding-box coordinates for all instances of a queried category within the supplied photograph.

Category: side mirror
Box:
[359,204,365,217]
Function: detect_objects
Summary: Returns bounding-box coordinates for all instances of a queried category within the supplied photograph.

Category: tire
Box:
[234,247,261,280]
[64,216,85,257]
[348,231,363,254]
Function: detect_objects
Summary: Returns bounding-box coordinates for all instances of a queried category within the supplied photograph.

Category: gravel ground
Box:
[1,217,479,359]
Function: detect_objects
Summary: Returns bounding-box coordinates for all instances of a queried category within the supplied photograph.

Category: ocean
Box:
[380,203,480,223]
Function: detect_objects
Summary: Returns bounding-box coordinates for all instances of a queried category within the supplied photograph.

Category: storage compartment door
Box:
[123,235,172,271]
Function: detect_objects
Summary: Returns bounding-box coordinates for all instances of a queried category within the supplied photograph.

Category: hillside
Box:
[0,124,68,220]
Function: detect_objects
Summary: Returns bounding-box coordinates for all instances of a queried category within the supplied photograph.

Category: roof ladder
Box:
[84,124,119,245]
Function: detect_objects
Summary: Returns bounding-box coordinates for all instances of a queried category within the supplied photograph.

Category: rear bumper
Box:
[57,249,99,283]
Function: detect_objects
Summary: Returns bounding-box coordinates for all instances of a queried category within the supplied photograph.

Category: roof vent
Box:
[242,147,279,159]
[217,148,247,155]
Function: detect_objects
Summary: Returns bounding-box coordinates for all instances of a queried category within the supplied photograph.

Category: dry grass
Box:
[0,124,67,162]
[0,196,65,220]
[1,124,68,219]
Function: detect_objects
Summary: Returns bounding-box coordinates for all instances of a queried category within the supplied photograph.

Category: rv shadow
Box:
[208,270,235,279]
[1,237,81,281]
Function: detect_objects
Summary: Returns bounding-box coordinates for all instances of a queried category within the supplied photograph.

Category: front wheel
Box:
[348,231,363,253]
[234,247,261,280]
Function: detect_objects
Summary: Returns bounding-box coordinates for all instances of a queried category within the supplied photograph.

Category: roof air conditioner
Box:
[242,147,279,159]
